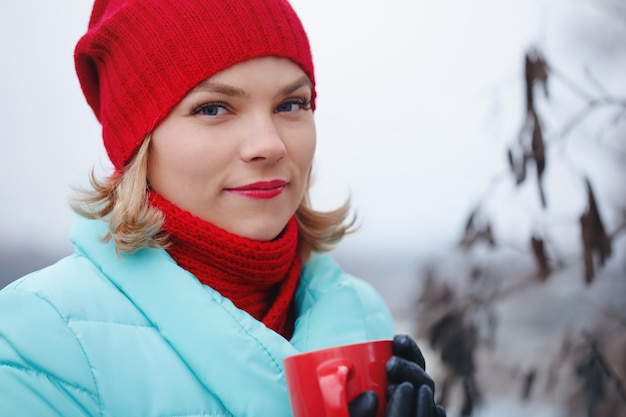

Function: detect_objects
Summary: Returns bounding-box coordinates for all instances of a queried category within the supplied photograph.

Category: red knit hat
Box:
[75,0,316,171]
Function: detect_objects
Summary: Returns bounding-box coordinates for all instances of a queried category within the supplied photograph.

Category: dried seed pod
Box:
[531,236,551,281]
[579,178,612,284]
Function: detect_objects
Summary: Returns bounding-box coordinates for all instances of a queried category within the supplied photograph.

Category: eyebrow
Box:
[278,75,312,96]
[191,81,246,97]
[190,75,312,97]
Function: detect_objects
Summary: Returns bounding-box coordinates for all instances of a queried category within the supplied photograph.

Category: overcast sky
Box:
[1,0,623,261]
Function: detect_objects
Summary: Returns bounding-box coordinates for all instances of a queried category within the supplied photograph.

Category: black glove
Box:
[348,391,378,417]
[348,335,446,417]
[387,334,434,396]
[385,381,446,417]
[386,334,446,417]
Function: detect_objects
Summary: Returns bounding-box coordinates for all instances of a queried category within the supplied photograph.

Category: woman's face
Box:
[148,56,316,241]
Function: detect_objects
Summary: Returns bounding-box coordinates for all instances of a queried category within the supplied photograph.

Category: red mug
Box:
[284,339,392,417]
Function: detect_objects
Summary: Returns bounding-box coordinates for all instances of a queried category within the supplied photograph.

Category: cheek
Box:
[291,123,316,171]
[150,127,219,179]
[149,139,190,184]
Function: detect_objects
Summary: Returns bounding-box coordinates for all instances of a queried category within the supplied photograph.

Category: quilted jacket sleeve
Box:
[0,283,100,417]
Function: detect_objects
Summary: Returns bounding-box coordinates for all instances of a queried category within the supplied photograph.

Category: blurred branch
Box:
[595,108,626,156]
[584,66,610,97]
[581,331,626,405]
[553,97,626,142]
[545,63,626,146]
[548,64,594,101]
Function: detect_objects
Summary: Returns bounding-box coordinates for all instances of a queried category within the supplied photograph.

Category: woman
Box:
[0,0,444,416]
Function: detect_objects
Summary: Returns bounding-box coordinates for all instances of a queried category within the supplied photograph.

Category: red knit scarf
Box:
[149,191,302,339]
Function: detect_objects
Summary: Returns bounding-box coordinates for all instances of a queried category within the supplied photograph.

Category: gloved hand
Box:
[348,335,446,417]
[348,391,378,417]
[385,381,446,417]
[386,334,446,417]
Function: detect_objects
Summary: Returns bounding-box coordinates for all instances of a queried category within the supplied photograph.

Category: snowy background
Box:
[1,1,625,415]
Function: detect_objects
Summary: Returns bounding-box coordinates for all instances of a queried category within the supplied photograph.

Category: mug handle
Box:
[316,358,353,417]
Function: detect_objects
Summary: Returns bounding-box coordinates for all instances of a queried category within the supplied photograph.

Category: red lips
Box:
[225,180,286,200]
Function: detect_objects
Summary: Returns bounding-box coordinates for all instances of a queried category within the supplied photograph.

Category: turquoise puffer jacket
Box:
[0,216,394,416]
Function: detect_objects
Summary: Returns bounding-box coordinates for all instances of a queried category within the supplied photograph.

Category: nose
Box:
[240,115,287,163]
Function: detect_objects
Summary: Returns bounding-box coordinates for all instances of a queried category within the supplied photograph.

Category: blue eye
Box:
[276,102,295,112]
[193,103,228,116]
[200,105,220,116]
[276,98,311,113]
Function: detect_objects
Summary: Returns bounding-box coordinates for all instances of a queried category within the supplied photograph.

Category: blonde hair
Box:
[71,135,356,259]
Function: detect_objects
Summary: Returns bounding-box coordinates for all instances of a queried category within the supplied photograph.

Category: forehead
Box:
[190,57,311,95]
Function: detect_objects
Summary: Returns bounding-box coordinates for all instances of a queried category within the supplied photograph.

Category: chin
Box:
[245,228,286,242]
[229,220,289,242]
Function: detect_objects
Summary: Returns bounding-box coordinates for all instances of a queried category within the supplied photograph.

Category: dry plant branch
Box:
[581,332,626,405]
[414,42,626,415]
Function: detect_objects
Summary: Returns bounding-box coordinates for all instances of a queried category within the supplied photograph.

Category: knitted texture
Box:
[149,191,302,339]
[75,0,315,171]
